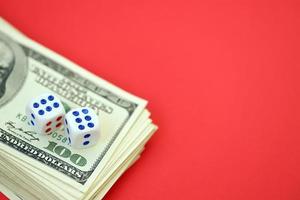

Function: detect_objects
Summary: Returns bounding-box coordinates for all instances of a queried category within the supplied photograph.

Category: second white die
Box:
[64,107,100,149]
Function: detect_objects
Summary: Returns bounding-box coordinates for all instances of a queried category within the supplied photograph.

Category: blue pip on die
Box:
[64,107,100,149]
[26,93,65,135]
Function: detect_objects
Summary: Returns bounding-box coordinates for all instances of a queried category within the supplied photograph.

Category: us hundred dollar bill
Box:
[0,17,147,193]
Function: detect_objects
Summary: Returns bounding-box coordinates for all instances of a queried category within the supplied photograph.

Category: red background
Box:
[0,1,300,199]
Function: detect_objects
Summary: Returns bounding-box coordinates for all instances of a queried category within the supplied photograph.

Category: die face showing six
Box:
[64,107,100,149]
[26,93,65,135]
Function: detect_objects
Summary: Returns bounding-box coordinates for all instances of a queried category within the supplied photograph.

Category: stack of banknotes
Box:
[0,17,157,200]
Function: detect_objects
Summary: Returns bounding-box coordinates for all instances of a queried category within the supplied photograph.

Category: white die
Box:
[26,93,65,135]
[64,107,100,149]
